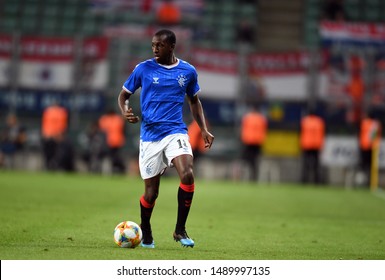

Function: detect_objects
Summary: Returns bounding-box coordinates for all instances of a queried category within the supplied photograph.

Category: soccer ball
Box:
[113,221,142,248]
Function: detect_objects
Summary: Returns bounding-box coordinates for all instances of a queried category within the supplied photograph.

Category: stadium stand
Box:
[304,0,322,47]
[257,0,303,51]
[303,0,385,48]
[1,0,385,184]
[0,0,258,50]
[2,0,385,50]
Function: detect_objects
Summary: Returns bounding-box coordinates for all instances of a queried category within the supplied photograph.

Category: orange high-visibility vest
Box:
[42,105,68,138]
[241,112,267,145]
[157,3,181,25]
[99,114,125,148]
[188,120,206,153]
[360,118,381,150]
[300,115,325,150]
[348,76,364,104]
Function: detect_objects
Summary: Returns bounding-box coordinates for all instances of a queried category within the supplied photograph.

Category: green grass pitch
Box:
[1,170,385,260]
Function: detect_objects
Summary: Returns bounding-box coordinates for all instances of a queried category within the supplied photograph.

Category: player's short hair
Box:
[155,29,176,45]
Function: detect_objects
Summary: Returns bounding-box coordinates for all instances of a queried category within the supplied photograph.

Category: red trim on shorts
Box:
[140,195,155,208]
[180,183,195,192]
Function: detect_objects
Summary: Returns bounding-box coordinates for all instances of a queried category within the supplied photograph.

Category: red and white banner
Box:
[190,49,238,74]
[0,35,12,87]
[191,49,328,100]
[320,21,385,42]
[249,52,326,75]
[89,0,204,16]
[191,50,327,76]
[0,35,109,90]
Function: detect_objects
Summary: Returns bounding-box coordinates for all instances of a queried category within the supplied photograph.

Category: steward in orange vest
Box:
[99,111,125,149]
[41,104,69,170]
[358,113,381,185]
[359,117,381,151]
[241,107,268,181]
[99,109,126,174]
[188,120,208,163]
[42,105,68,139]
[300,110,325,184]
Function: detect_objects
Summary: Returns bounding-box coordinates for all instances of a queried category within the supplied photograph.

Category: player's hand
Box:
[123,107,140,123]
[202,131,214,149]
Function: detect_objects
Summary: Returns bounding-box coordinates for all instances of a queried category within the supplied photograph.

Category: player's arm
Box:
[187,94,214,149]
[118,89,139,123]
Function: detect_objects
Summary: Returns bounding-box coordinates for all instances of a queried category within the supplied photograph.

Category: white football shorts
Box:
[139,133,193,179]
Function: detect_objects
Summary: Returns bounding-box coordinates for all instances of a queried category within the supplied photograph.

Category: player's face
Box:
[152,35,174,65]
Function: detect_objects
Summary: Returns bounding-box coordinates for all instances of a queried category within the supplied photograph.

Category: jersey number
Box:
[177,139,188,149]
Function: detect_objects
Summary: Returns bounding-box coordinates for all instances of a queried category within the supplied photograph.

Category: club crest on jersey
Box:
[176,74,187,87]
[145,163,154,175]
[152,77,159,84]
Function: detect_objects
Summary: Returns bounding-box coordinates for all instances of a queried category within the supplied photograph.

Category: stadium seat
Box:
[366,0,381,6]
[303,0,321,48]
[364,8,381,22]
[62,5,78,20]
[43,6,60,18]
[60,19,77,36]
[3,2,20,15]
[221,2,236,16]
[204,2,216,15]
[344,0,361,5]
[0,15,18,32]
[305,4,320,18]
[238,4,257,19]
[41,17,59,34]
[22,3,39,16]
[345,8,361,21]
[20,17,38,34]
[219,15,236,29]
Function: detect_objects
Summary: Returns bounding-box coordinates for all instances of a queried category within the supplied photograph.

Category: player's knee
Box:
[179,168,194,185]
[144,191,158,204]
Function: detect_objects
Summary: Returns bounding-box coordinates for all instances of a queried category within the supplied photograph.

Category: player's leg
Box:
[172,154,195,247]
[138,140,167,248]
[140,175,160,248]
[163,134,195,247]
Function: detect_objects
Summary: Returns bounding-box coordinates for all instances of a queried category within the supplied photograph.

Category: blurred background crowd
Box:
[1,0,385,189]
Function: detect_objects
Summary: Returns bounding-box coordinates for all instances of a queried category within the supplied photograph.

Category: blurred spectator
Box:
[141,0,153,13]
[81,120,107,173]
[41,103,68,170]
[156,0,181,26]
[99,109,126,174]
[357,111,381,187]
[322,0,346,21]
[346,55,365,126]
[0,113,26,168]
[55,133,75,172]
[188,119,209,164]
[236,20,255,45]
[240,105,268,181]
[300,109,325,185]
[244,77,266,107]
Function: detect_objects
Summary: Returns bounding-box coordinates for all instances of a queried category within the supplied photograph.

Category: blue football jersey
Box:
[123,58,201,141]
